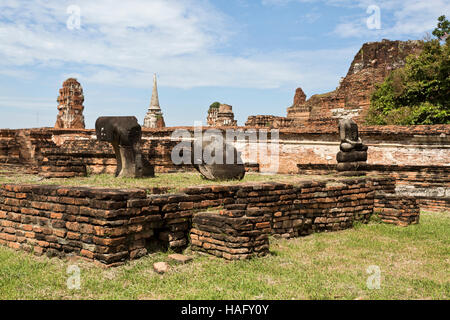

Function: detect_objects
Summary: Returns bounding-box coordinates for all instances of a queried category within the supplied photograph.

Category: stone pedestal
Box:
[336,151,367,176]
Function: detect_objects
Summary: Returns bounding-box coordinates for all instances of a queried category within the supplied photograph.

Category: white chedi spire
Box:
[143,73,165,128]
[149,74,161,111]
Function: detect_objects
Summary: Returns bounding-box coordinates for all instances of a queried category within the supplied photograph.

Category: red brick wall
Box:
[0,126,448,212]
[0,184,155,266]
[297,164,449,212]
[0,125,448,173]
[191,211,271,260]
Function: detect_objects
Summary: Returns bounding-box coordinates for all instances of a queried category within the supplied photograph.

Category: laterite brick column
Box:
[374,193,420,226]
[306,179,375,233]
[190,210,271,260]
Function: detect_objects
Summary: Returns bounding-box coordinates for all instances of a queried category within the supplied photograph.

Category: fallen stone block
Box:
[153,261,169,274]
[168,253,193,264]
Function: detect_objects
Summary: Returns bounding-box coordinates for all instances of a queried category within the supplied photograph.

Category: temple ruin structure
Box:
[54,78,85,129]
[207,103,237,126]
[246,39,424,127]
[143,74,166,128]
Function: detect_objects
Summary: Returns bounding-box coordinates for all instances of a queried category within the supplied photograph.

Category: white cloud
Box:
[261,0,450,38]
[329,0,450,38]
[261,0,294,5]
[0,0,331,90]
[1,0,445,95]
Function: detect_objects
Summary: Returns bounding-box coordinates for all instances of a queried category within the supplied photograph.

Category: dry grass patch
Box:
[0,172,361,193]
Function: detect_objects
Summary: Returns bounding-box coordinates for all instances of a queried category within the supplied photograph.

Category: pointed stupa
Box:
[143,74,165,128]
[149,74,161,112]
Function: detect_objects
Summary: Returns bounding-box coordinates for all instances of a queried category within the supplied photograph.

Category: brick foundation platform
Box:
[417,197,450,212]
[0,176,415,266]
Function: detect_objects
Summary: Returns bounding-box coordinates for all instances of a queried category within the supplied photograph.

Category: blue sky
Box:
[0,0,448,128]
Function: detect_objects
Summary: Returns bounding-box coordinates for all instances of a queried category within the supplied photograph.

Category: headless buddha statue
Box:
[339,119,368,152]
[336,119,368,175]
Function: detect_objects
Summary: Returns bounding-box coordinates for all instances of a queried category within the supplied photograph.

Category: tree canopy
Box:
[366,16,450,125]
[209,101,221,111]
[432,15,450,41]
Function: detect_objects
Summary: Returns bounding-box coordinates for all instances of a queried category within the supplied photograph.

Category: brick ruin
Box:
[245,115,293,128]
[246,39,424,127]
[54,78,86,129]
[374,193,420,227]
[0,124,448,212]
[1,176,416,266]
[191,208,271,260]
[0,38,448,266]
[308,39,423,124]
[1,122,446,266]
[207,104,237,126]
[286,87,309,124]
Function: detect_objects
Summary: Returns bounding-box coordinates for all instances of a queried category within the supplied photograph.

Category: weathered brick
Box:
[66,222,79,232]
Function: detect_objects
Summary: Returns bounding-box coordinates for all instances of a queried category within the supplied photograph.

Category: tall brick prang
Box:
[54,78,85,129]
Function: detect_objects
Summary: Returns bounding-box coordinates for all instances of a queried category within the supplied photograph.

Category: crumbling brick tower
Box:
[207,104,237,126]
[54,78,86,129]
[286,87,310,125]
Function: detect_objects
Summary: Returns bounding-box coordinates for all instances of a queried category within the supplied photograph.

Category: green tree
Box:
[432,15,450,42]
[366,16,450,125]
[209,102,220,111]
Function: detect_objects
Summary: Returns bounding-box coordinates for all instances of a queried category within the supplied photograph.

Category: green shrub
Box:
[208,101,220,110]
[366,16,450,125]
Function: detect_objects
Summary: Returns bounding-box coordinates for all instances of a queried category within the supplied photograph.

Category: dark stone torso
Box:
[346,122,359,142]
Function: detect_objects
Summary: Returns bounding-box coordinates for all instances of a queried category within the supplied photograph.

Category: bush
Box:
[366,16,450,125]
[209,102,220,111]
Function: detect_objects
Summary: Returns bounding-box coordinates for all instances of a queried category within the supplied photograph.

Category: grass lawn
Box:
[0,211,448,300]
[0,172,338,192]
